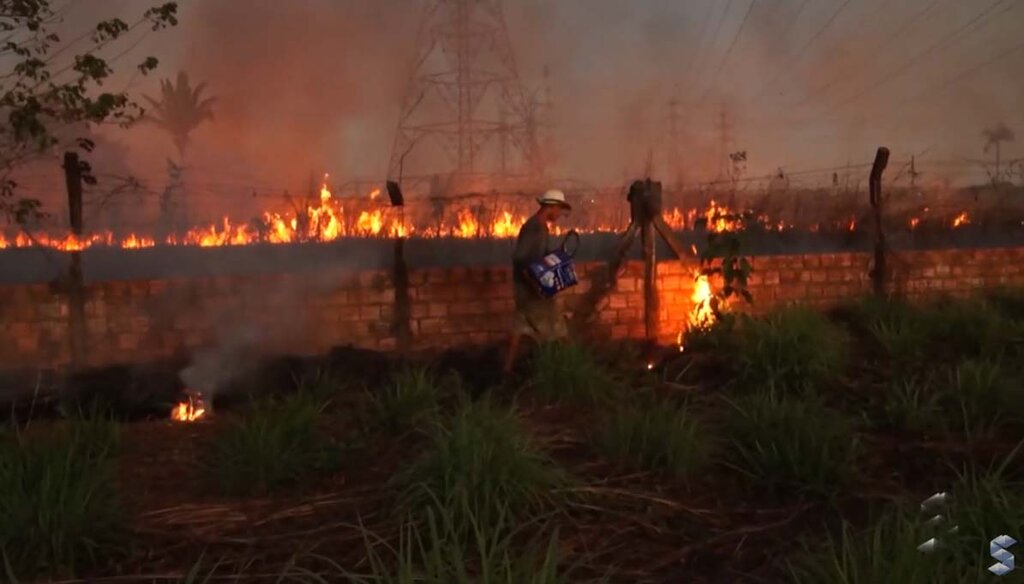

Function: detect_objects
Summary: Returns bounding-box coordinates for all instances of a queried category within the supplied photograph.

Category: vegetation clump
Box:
[531,342,618,405]
[0,418,121,580]
[393,399,569,537]
[205,392,341,495]
[724,392,859,496]
[594,399,713,478]
[731,305,848,394]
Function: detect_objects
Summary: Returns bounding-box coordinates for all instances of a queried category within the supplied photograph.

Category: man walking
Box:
[503,189,571,374]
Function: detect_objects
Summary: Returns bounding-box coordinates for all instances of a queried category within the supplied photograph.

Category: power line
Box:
[679,0,718,98]
[687,0,735,98]
[695,0,758,108]
[891,36,1024,114]
[754,0,855,99]
[795,0,945,107]
[826,0,1014,110]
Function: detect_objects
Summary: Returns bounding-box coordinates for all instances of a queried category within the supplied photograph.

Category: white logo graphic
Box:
[990,535,1016,576]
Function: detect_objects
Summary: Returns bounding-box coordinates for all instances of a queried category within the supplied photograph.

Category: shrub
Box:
[392,399,568,537]
[368,367,443,434]
[724,392,858,496]
[732,306,848,393]
[531,342,617,405]
[205,393,340,495]
[0,418,121,580]
[593,400,713,478]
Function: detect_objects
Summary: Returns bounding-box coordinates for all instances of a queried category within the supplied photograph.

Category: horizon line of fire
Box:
[0,182,975,252]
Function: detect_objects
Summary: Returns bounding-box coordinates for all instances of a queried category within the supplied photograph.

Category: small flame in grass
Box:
[171,391,206,422]
[677,272,716,352]
[909,217,920,230]
[689,273,715,330]
[368,188,381,201]
[646,362,654,371]
[952,211,970,228]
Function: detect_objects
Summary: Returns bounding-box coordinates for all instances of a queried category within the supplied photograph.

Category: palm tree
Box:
[144,71,217,160]
[982,123,1015,183]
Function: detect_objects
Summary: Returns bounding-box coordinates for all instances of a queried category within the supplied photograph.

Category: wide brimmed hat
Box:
[537,189,571,210]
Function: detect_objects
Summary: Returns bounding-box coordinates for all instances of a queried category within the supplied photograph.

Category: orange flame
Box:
[704,200,741,233]
[0,193,974,253]
[952,211,970,228]
[171,393,206,422]
[689,273,715,330]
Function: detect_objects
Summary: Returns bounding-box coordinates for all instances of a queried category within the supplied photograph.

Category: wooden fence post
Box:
[63,151,87,368]
[869,147,890,297]
[641,179,661,348]
[387,181,412,353]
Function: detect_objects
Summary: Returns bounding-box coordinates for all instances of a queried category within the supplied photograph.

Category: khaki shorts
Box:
[514,299,568,342]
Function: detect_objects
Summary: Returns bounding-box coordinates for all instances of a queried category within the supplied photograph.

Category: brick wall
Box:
[2,247,1023,371]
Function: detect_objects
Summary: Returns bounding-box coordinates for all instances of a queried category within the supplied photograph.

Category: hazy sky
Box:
[55,0,1024,192]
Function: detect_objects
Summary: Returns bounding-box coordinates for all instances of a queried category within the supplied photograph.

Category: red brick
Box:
[487,299,513,312]
[662,276,683,290]
[418,318,444,335]
[609,295,628,309]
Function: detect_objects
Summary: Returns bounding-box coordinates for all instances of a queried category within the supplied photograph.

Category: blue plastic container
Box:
[526,231,579,298]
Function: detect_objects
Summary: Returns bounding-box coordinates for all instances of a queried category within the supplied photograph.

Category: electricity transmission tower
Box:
[388,0,544,191]
[715,104,736,182]
[666,97,682,188]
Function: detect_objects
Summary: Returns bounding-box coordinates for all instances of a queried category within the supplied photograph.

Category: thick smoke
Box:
[48,0,1024,197]
[168,263,378,401]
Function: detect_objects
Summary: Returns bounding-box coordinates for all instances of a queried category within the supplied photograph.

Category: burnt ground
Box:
[5,330,1022,583]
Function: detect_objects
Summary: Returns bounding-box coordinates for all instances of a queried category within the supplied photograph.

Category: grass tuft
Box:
[205,392,341,495]
[368,367,443,434]
[0,417,121,580]
[857,298,930,368]
[724,392,859,496]
[731,305,848,393]
[872,375,943,434]
[531,342,617,405]
[919,297,1017,359]
[392,398,569,537]
[786,510,946,584]
[943,358,1023,440]
[593,399,713,478]
[337,492,578,584]
[786,444,1024,583]
[986,287,1024,324]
